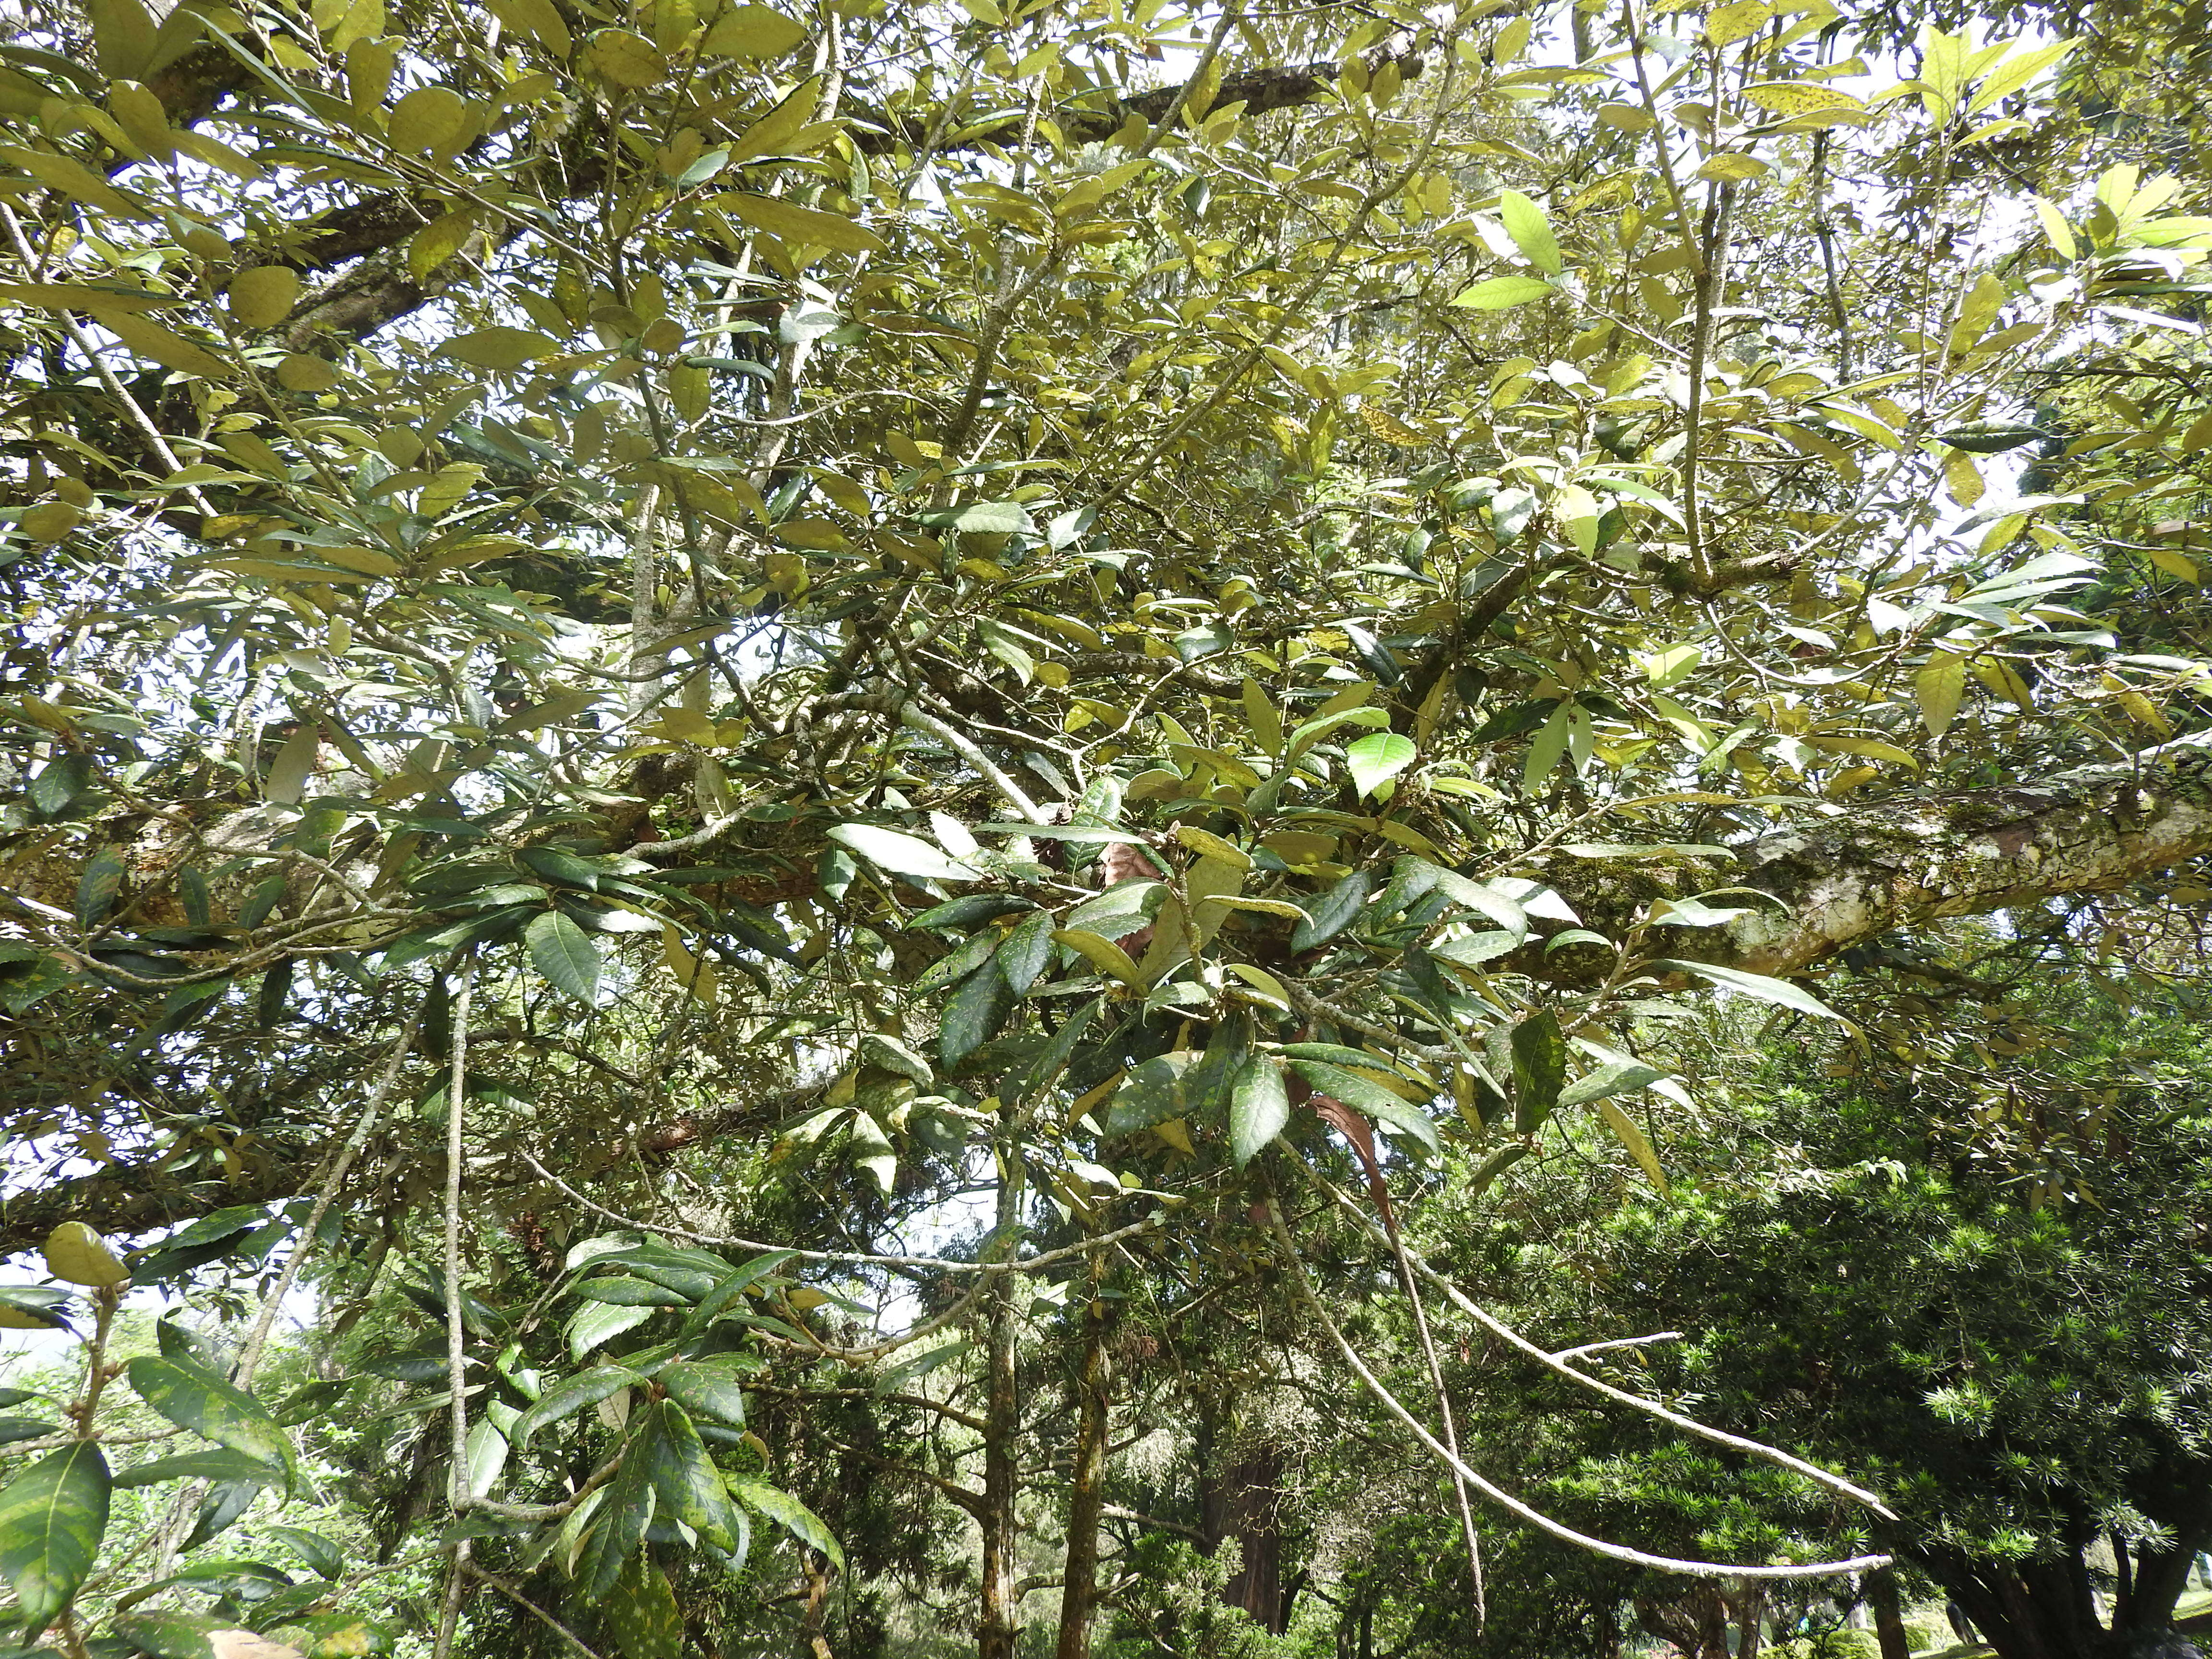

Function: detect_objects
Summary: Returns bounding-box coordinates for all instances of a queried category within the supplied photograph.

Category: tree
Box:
[2,0,2210,1652]
[1432,967,2212,1659]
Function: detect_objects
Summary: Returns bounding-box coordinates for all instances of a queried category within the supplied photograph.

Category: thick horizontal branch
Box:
[1650,732,2212,976]
[854,46,1424,155]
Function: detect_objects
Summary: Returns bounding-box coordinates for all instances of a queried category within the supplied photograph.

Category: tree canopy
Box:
[2,0,2211,1653]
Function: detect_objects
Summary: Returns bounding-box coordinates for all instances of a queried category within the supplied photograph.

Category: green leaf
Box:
[26,756,92,820]
[675,1251,795,1339]
[857,1033,934,1083]
[1937,422,2048,453]
[1510,1011,1567,1133]
[1286,1060,1440,1154]
[1449,276,1554,310]
[110,1609,264,1659]
[76,854,124,928]
[730,1476,843,1572]
[111,1449,286,1490]
[639,1400,738,1550]
[517,845,602,890]
[0,1443,109,1630]
[916,500,1032,534]
[124,1357,292,1476]
[1656,960,1847,1021]
[1556,1059,1668,1108]
[1101,1051,1207,1136]
[908,895,1031,931]
[1344,732,1417,798]
[1467,1141,1528,1199]
[1229,1055,1290,1169]
[829,823,980,884]
[483,0,569,51]
[566,1301,658,1362]
[914,928,1004,994]
[656,1360,748,1427]
[1279,1041,1392,1069]
[1497,190,1562,273]
[1290,872,1370,951]
[602,1553,683,1659]
[574,1443,653,1601]
[575,1276,689,1306]
[939,956,1012,1066]
[998,907,1056,995]
[526,910,601,1004]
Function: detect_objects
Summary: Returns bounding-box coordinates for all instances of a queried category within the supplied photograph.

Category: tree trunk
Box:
[1928,1548,2116,1659]
[1737,1582,1767,1659]
[978,1118,1023,1659]
[1201,1446,1288,1633]
[1868,1568,1912,1659]
[1054,1248,1115,1659]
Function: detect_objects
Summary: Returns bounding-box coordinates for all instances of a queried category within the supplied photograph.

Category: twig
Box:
[1262,1190,1890,1579]
[1301,1164,1896,1518]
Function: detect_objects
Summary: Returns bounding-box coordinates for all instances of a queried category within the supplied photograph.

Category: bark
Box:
[978,1108,1024,1659]
[1739,1583,1767,1659]
[1635,1587,1731,1659]
[1052,1252,1115,1659]
[1199,1444,1289,1634]
[1529,731,2212,982]
[851,47,1424,156]
[1868,1568,1913,1659]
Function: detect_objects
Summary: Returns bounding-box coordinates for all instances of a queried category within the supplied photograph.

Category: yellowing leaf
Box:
[0,144,148,217]
[1697,153,1772,182]
[276,353,339,392]
[486,0,571,54]
[1174,826,1251,869]
[324,0,384,52]
[1942,447,1985,507]
[1497,190,1562,274]
[2149,545,2199,584]
[1357,404,1429,447]
[1805,734,1920,770]
[105,312,228,379]
[1971,654,2036,712]
[44,1222,129,1287]
[587,27,668,88]
[721,192,881,254]
[1916,652,1965,739]
[228,265,299,330]
[1703,0,1772,45]
[1743,81,1867,115]
[108,80,173,157]
[701,3,807,57]
[728,78,821,160]
[1449,276,1553,310]
[1052,928,1142,989]
[440,327,558,370]
[408,208,477,281]
[1595,1098,1670,1195]
[388,85,469,153]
